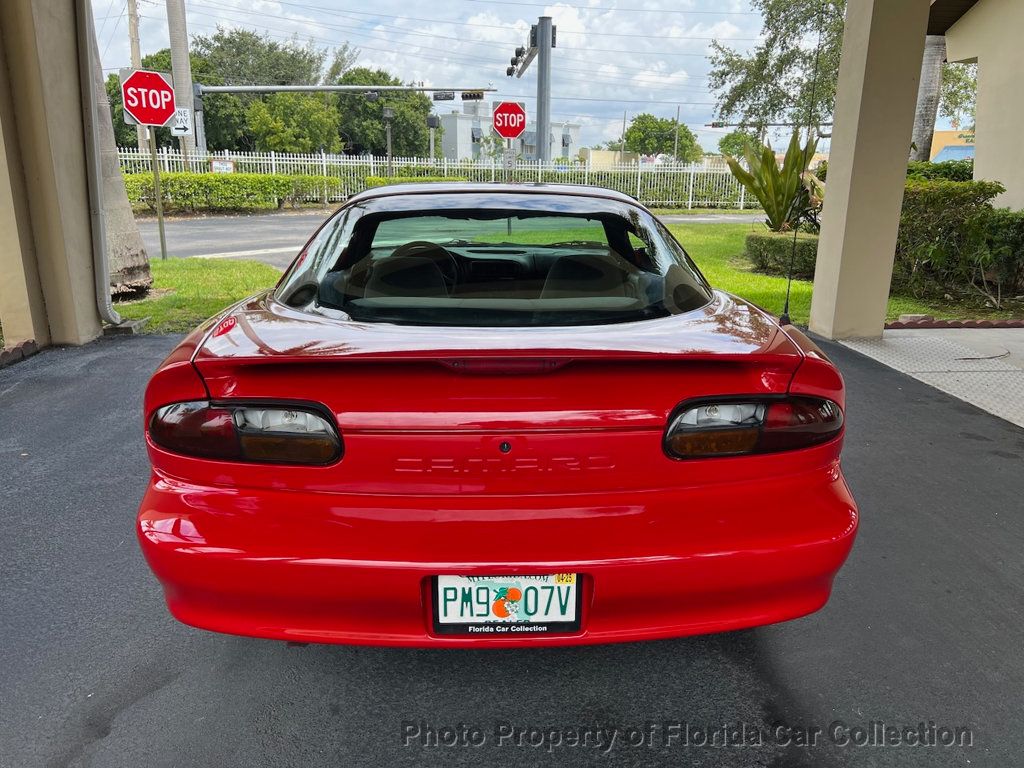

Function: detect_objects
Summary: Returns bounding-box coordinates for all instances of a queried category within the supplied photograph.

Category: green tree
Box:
[189,28,357,150]
[623,113,701,161]
[940,62,977,131]
[709,0,845,131]
[334,68,432,156]
[247,93,342,153]
[717,129,759,158]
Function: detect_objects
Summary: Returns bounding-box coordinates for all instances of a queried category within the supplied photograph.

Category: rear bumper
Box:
[137,466,857,647]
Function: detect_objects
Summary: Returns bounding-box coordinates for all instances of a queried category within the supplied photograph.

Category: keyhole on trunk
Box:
[499,441,512,453]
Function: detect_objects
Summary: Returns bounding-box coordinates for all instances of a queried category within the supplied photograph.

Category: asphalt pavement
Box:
[2,335,1022,768]
[136,209,764,270]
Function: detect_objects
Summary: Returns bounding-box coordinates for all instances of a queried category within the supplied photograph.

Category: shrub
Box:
[123,172,341,212]
[364,175,466,188]
[816,159,973,183]
[283,175,343,206]
[745,231,820,279]
[907,159,974,182]
[894,178,1005,294]
[963,208,1024,305]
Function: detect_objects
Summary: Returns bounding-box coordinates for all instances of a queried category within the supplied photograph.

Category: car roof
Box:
[345,182,641,207]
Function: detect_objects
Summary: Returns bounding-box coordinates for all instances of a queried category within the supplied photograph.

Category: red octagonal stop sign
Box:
[492,101,527,140]
[121,70,176,127]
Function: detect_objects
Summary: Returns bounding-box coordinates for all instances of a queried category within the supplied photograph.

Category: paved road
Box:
[136,210,763,270]
[2,336,1021,767]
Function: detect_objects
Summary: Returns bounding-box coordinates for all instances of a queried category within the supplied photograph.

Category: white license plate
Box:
[433,574,581,635]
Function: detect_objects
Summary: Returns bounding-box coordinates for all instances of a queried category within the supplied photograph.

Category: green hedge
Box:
[123,172,343,212]
[893,178,1005,293]
[364,175,466,188]
[745,231,820,279]
[816,158,974,183]
[907,159,974,182]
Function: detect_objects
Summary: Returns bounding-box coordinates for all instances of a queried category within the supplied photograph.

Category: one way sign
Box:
[170,107,193,136]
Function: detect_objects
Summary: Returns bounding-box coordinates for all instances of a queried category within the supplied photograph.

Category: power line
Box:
[223,0,761,41]
[101,0,129,60]
[180,7,720,94]
[461,0,760,15]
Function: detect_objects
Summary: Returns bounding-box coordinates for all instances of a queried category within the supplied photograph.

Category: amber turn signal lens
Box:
[666,426,761,458]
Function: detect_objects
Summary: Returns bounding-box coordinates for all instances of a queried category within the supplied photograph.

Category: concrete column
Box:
[809,0,931,340]
[946,0,1024,209]
[0,0,102,346]
[0,69,49,347]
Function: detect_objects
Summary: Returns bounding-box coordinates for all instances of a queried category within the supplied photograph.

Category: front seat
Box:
[540,253,634,298]
[363,256,450,298]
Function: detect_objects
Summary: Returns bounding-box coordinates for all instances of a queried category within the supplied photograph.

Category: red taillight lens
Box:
[664,397,843,459]
[759,398,844,452]
[149,401,342,465]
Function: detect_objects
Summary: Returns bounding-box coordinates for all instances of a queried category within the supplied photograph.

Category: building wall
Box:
[946,0,1024,208]
[929,129,975,160]
[438,102,580,161]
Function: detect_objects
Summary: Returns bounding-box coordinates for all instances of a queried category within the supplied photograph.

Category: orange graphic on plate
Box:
[491,587,522,618]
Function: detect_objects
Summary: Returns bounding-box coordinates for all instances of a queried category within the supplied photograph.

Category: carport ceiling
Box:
[929,0,980,35]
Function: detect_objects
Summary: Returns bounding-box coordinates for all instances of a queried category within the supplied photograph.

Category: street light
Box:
[383,106,395,176]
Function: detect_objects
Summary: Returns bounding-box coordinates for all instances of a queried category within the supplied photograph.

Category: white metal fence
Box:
[117,147,748,209]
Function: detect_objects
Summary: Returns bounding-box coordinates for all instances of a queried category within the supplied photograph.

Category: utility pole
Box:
[620,110,627,162]
[535,16,553,162]
[383,107,394,176]
[127,0,145,150]
[673,105,680,163]
[426,114,439,163]
[166,0,196,161]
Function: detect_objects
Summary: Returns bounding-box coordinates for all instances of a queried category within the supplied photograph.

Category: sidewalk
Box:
[841,328,1024,428]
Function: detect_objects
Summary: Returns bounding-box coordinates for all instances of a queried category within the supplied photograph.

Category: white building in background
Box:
[438,101,581,161]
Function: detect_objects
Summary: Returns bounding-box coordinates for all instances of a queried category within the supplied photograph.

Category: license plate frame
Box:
[431,574,582,636]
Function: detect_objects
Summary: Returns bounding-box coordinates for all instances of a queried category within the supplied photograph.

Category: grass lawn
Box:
[115,258,282,333]
[648,207,765,217]
[666,222,1015,325]
[115,223,1015,334]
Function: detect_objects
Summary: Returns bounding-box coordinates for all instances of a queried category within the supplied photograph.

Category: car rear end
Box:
[136,186,857,646]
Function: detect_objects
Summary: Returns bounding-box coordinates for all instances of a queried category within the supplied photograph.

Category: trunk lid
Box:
[190,291,803,494]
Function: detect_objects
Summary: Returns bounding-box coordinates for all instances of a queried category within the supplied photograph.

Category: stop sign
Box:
[492,102,527,140]
[121,70,176,127]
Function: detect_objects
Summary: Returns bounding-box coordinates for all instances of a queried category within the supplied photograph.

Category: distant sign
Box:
[432,90,455,101]
[210,159,235,174]
[169,107,193,136]
[493,101,527,140]
[461,91,485,101]
[503,147,517,170]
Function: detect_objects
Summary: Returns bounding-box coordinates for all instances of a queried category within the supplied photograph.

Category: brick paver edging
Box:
[0,340,39,369]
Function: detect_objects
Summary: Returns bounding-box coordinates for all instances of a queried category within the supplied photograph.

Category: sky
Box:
[93,0,769,151]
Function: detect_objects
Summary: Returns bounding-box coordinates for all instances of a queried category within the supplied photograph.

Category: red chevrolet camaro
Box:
[137,183,858,647]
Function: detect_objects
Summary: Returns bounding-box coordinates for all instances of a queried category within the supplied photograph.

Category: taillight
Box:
[664,397,843,459]
[149,401,342,465]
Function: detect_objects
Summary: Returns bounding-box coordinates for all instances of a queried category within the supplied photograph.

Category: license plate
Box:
[433,574,581,636]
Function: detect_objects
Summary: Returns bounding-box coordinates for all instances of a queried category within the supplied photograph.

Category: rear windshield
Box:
[276,192,712,327]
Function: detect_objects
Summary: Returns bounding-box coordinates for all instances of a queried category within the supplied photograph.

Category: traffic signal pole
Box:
[535,17,553,162]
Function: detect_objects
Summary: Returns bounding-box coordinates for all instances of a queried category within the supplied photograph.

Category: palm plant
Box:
[726,133,822,232]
